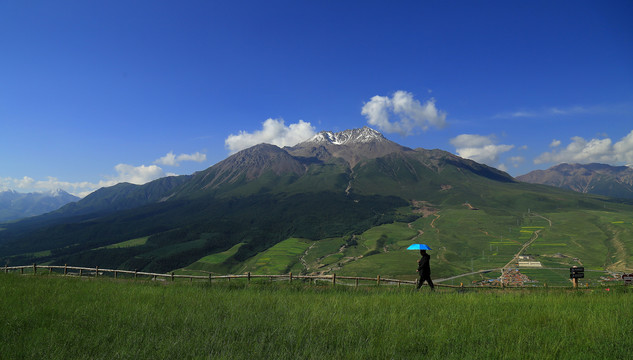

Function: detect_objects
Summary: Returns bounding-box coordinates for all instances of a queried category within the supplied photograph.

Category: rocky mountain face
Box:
[517,163,633,199]
[174,126,512,198]
[285,126,411,167]
[180,143,307,194]
[0,189,79,222]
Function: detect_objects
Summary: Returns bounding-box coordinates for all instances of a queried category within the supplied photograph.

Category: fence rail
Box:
[2,264,629,289]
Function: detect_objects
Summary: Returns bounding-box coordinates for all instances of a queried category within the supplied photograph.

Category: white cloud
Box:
[225,118,316,154]
[1,163,171,198]
[155,151,207,166]
[111,164,166,185]
[361,90,447,136]
[535,130,633,165]
[1,176,36,191]
[493,102,633,120]
[450,134,514,166]
[16,176,35,189]
[495,105,594,119]
[550,139,561,147]
[1,175,99,198]
[510,156,524,168]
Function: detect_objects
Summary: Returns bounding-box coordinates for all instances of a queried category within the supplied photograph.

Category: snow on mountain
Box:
[287,126,410,167]
[306,126,387,145]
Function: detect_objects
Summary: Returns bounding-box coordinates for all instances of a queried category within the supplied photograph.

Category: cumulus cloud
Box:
[111,164,166,185]
[1,175,99,197]
[361,91,447,136]
[1,163,172,198]
[550,139,561,147]
[155,151,207,166]
[1,176,34,191]
[450,134,514,166]
[535,130,633,165]
[225,118,316,154]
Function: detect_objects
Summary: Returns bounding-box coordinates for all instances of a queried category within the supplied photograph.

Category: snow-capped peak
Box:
[49,188,68,197]
[307,126,386,145]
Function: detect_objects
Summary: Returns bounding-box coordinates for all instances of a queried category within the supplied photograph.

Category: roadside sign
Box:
[623,273,633,284]
[570,267,584,279]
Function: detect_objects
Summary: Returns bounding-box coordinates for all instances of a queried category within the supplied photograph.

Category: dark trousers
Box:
[417,273,434,289]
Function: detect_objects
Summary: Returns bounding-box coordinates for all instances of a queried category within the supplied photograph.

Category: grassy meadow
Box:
[1,274,632,359]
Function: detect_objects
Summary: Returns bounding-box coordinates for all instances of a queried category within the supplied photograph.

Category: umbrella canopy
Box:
[407,244,431,250]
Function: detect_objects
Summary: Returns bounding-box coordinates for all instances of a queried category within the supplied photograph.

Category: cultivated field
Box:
[170,208,632,287]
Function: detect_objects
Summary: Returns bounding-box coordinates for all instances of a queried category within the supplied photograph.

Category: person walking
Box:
[416,249,435,290]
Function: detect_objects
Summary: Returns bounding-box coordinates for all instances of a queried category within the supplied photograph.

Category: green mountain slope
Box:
[1,128,632,278]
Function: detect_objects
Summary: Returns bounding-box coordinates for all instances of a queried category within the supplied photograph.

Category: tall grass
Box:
[1,274,631,359]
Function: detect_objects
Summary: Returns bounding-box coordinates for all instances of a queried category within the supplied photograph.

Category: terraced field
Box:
[175,206,633,285]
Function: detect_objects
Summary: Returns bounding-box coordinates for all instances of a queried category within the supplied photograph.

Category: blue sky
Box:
[1,1,632,197]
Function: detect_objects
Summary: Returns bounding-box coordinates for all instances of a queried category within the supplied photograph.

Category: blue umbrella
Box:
[407,244,432,250]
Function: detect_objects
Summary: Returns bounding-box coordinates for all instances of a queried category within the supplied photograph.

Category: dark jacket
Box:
[418,253,431,274]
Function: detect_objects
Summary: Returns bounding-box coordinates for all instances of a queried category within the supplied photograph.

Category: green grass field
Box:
[1,274,632,359]
[168,206,632,286]
[97,236,149,249]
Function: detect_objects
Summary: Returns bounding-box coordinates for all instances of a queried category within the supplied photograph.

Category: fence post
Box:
[208,274,211,283]
[4,265,7,273]
[377,275,381,286]
[79,269,83,277]
[64,264,67,276]
[289,272,292,283]
[332,273,336,286]
[49,267,52,275]
[33,263,37,275]
[397,280,401,288]
[21,267,24,275]
[95,266,99,278]
[114,270,118,279]
[247,272,251,283]
[134,270,137,280]
[355,278,359,287]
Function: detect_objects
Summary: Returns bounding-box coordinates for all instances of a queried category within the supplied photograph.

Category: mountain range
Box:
[517,163,633,199]
[0,189,79,222]
[1,127,631,277]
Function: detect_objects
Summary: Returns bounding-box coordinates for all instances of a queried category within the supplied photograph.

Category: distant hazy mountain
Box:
[517,163,633,199]
[0,189,79,222]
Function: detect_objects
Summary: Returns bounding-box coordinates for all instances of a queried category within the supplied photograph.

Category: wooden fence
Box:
[1,264,472,288]
[4,264,625,289]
